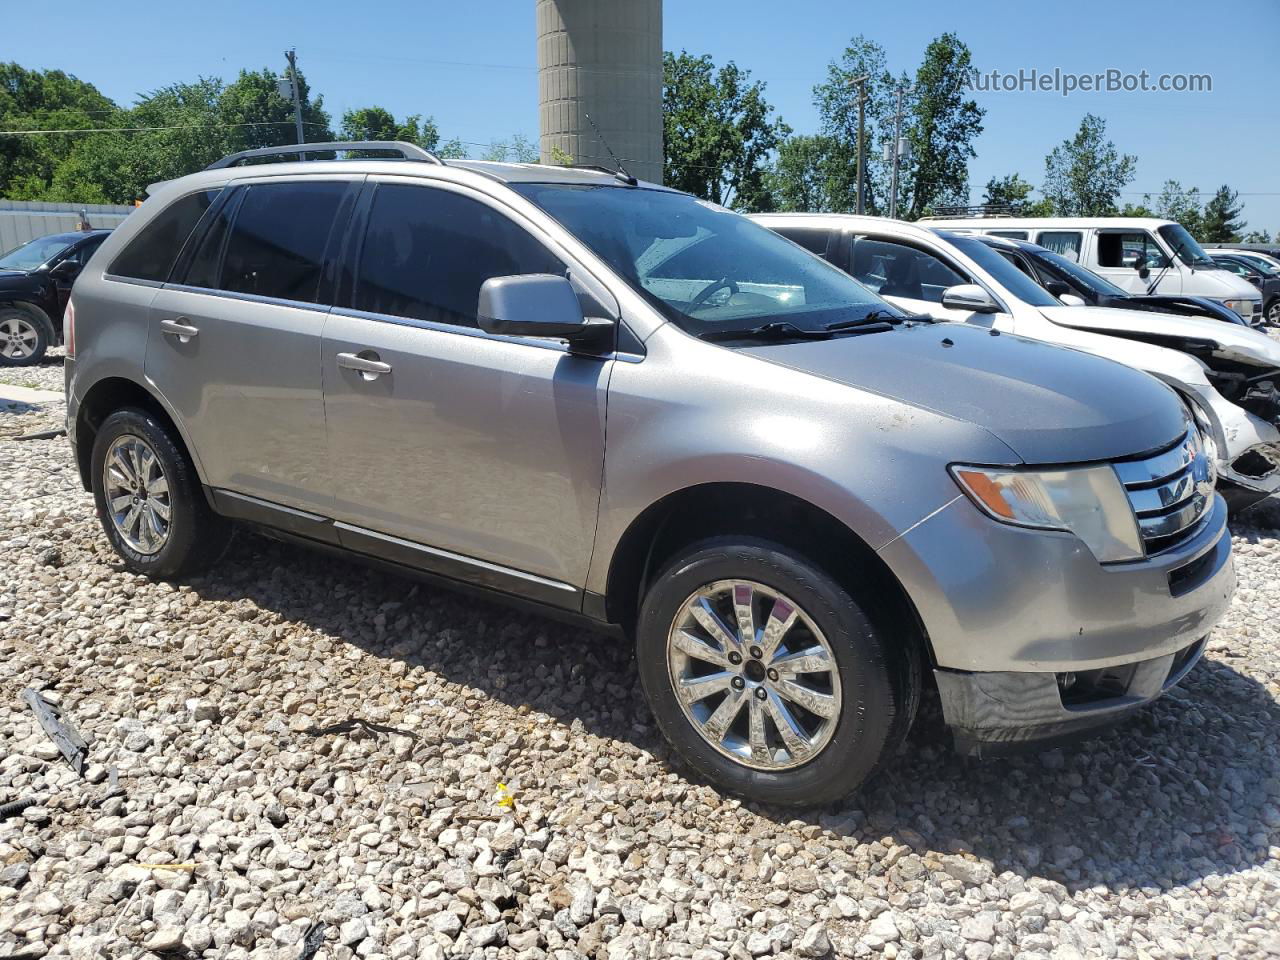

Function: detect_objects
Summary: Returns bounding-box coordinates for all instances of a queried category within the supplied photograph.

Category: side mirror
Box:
[49,260,82,281]
[1058,294,1087,307]
[477,274,613,348]
[1044,279,1071,297]
[940,283,1001,314]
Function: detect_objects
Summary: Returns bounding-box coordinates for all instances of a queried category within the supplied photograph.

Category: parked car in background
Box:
[0,229,111,365]
[66,142,1234,805]
[922,217,1264,325]
[969,234,1253,327]
[754,213,1280,510]
[1208,252,1280,325]
[1205,242,1280,264]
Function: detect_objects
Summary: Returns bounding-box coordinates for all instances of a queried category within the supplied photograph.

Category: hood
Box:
[740,323,1188,464]
[0,269,35,285]
[1040,305,1280,368]
[1186,268,1261,299]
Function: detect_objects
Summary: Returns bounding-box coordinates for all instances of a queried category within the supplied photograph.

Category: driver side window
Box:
[1096,231,1169,269]
[850,237,966,303]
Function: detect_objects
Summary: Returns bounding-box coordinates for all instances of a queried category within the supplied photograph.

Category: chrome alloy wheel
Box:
[103,435,171,555]
[666,579,842,770]
[0,314,39,360]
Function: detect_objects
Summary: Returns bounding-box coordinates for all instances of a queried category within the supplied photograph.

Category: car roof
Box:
[34,230,112,244]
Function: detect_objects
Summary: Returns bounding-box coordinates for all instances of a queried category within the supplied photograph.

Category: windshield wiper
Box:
[824,308,930,331]
[699,321,834,343]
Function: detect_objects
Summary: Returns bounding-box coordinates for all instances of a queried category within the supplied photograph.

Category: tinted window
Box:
[850,237,966,303]
[354,184,563,328]
[182,190,240,290]
[988,230,1028,240]
[110,190,220,282]
[775,227,834,260]
[66,235,106,265]
[217,181,347,302]
[1036,230,1082,260]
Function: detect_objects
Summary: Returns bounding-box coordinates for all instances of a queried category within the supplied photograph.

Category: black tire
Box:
[90,407,231,578]
[635,536,919,807]
[0,305,54,367]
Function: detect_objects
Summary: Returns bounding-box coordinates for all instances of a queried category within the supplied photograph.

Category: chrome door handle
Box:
[159,318,199,341]
[336,352,392,377]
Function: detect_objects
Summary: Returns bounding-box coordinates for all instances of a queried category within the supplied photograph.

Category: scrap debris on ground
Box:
[1,357,1278,960]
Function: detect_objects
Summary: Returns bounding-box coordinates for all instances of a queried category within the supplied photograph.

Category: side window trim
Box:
[169,186,240,288]
[106,185,226,285]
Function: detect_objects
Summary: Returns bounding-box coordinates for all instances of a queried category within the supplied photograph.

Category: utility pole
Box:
[852,75,868,215]
[284,49,305,146]
[889,84,908,219]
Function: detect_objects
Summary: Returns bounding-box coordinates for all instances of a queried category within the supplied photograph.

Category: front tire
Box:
[1266,297,1280,328]
[0,306,53,366]
[635,537,917,807]
[90,407,230,578]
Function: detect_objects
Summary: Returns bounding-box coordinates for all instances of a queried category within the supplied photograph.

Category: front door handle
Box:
[336,351,392,379]
[159,318,199,342]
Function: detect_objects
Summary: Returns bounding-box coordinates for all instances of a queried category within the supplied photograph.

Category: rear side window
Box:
[988,230,1028,240]
[1036,230,1083,261]
[850,237,966,303]
[353,183,563,328]
[219,181,348,303]
[110,189,221,282]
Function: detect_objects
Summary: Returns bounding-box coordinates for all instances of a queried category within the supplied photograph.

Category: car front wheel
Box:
[90,407,231,578]
[0,306,53,366]
[636,537,917,806]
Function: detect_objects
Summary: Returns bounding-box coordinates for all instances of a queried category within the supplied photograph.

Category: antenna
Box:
[583,113,638,186]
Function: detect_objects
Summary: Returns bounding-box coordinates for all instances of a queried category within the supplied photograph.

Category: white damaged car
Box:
[753,214,1280,509]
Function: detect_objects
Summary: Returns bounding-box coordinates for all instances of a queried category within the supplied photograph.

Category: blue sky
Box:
[6,0,1278,229]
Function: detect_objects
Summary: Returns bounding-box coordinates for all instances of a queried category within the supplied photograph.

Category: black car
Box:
[1209,253,1280,326]
[0,229,111,365]
[973,234,1254,327]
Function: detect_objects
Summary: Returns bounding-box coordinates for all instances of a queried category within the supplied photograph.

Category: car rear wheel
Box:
[0,306,53,366]
[91,407,231,578]
[636,537,917,806]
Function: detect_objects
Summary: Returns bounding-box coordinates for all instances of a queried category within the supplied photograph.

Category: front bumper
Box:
[937,637,1205,757]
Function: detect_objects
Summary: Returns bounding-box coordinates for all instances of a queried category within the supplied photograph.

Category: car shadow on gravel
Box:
[186,528,1279,898]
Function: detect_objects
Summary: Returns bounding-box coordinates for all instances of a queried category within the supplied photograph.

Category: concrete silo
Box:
[536,0,663,184]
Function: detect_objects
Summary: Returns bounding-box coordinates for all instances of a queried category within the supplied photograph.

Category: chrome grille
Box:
[1114,427,1216,555]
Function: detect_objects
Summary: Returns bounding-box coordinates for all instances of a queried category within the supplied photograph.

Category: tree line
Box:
[1,48,1271,243]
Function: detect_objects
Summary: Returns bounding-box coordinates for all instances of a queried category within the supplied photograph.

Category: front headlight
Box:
[1221,298,1258,319]
[950,463,1144,563]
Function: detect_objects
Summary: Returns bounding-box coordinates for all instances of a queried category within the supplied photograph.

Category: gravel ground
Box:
[2,359,1280,960]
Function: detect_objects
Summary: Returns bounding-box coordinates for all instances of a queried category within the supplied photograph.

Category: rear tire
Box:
[0,306,53,366]
[90,407,231,578]
[635,536,918,807]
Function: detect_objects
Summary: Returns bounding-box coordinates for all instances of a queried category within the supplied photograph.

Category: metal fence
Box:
[0,200,134,251]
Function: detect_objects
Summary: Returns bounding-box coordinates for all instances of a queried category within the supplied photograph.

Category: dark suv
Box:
[0,229,111,364]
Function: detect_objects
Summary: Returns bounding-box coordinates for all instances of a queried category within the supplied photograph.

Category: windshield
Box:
[511,184,894,336]
[0,235,73,271]
[1024,245,1130,298]
[1157,224,1216,268]
[934,233,1060,307]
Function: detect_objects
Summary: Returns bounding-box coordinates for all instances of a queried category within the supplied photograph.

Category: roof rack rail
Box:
[206,140,444,171]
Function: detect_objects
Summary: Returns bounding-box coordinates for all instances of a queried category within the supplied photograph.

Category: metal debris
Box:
[22,688,89,776]
[297,921,326,960]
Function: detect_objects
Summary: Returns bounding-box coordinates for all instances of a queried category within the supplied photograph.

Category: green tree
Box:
[769,135,849,212]
[1041,114,1136,216]
[811,36,894,213]
[0,63,121,199]
[218,67,331,152]
[340,106,440,150]
[980,173,1053,216]
[1199,185,1245,243]
[1151,180,1203,235]
[663,50,787,211]
[1119,201,1157,217]
[1242,228,1272,244]
[903,33,984,219]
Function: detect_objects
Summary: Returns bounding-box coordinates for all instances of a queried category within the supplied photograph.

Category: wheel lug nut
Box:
[749,646,763,660]
[767,668,779,682]
[754,687,768,700]
[728,651,742,665]
[731,677,745,690]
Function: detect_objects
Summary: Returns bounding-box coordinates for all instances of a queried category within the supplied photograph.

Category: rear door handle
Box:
[336,352,392,378]
[159,318,199,341]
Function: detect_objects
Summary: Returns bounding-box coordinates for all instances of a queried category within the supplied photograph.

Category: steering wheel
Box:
[691,277,739,307]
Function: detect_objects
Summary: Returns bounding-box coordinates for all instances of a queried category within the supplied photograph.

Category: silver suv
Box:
[65,142,1235,805]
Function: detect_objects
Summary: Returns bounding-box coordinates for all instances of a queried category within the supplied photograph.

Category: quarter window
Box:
[218,182,348,303]
[850,238,966,303]
[353,184,563,328]
[110,189,221,282]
